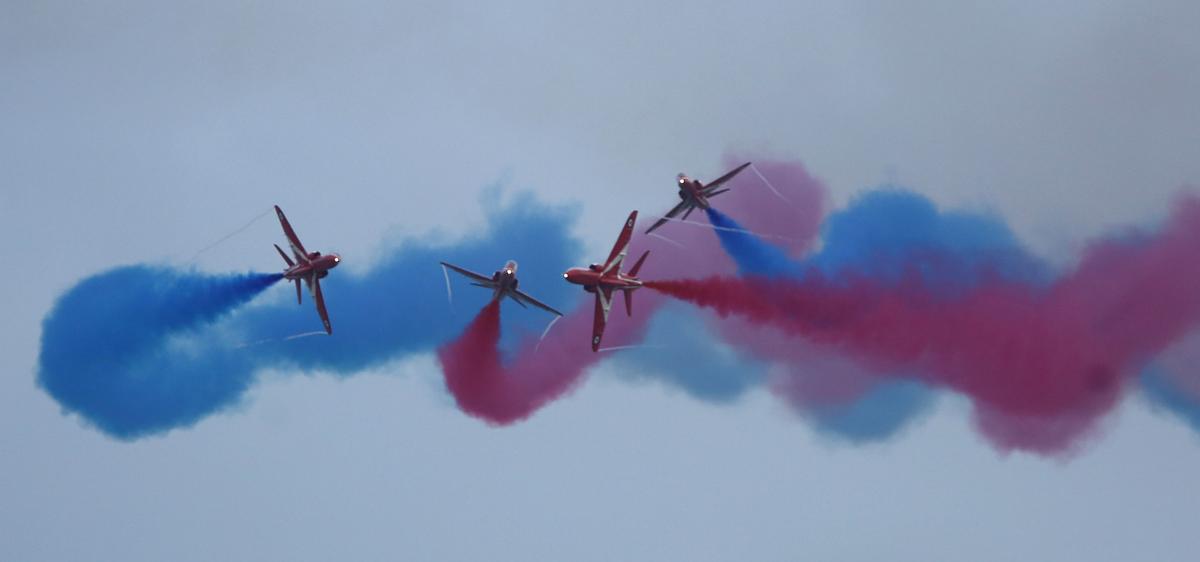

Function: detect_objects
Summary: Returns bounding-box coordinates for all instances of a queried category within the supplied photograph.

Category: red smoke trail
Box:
[645,195,1200,453]
[437,301,518,423]
[712,316,891,405]
[440,297,627,424]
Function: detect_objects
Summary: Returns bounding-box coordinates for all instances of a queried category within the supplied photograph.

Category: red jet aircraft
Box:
[644,161,752,234]
[273,205,340,334]
[563,211,650,351]
[440,259,563,317]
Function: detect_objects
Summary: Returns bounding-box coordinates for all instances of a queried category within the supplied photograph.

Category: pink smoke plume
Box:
[645,195,1200,453]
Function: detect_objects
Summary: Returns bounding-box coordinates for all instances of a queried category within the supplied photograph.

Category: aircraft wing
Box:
[591,288,615,351]
[312,274,332,334]
[512,289,564,316]
[275,205,310,264]
[701,162,751,195]
[644,200,689,234]
[602,210,638,274]
[440,261,492,284]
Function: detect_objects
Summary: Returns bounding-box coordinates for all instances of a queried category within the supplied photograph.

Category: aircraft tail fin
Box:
[275,244,295,267]
[628,250,649,277]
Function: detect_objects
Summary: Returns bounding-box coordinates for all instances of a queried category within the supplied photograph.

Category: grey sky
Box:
[4,2,1200,560]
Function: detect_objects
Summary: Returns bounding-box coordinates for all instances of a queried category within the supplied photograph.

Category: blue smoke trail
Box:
[812,190,1050,289]
[1141,368,1200,433]
[696,189,1053,441]
[801,380,935,443]
[38,193,582,438]
[613,303,767,403]
[37,267,281,439]
[705,207,802,278]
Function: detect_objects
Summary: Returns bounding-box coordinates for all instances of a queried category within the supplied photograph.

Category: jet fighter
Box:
[644,161,752,234]
[440,259,563,317]
[273,205,340,334]
[563,210,650,351]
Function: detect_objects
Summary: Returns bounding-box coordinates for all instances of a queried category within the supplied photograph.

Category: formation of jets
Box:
[271,162,753,349]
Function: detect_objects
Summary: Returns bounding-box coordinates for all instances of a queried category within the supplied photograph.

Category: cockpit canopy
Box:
[588,263,601,272]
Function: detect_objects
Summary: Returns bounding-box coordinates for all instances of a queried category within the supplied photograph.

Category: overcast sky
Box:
[4,2,1200,560]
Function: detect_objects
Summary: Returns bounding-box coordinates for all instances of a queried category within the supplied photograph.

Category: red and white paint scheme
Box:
[439,259,563,317]
[644,161,752,234]
[273,205,341,334]
[563,210,650,351]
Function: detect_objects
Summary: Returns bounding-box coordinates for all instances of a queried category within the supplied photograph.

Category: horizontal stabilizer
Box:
[275,244,295,267]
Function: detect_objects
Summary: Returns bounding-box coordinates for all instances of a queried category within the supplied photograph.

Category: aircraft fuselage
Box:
[283,253,341,280]
[677,176,710,209]
[563,266,642,292]
[488,261,520,300]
